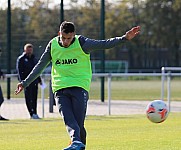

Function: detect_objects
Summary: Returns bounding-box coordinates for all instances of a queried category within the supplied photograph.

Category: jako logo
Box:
[55,59,78,65]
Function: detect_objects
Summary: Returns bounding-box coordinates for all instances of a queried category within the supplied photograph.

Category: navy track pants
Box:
[54,87,89,145]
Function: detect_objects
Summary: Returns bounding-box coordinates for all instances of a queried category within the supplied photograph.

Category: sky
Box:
[0,0,87,9]
[0,0,118,10]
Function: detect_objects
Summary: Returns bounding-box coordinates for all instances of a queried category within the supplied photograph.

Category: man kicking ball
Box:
[15,21,140,150]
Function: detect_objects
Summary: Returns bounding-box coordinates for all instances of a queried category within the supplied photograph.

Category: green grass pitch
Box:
[0,113,181,150]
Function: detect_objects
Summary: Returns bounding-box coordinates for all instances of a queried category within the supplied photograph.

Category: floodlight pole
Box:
[7,0,11,99]
[60,0,64,23]
[100,0,105,102]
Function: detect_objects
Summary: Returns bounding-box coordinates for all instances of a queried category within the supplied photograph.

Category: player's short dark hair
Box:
[60,21,75,33]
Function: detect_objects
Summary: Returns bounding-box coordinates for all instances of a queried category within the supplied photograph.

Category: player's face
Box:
[59,32,75,48]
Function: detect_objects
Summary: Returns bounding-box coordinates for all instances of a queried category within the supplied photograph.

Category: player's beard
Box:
[62,43,70,48]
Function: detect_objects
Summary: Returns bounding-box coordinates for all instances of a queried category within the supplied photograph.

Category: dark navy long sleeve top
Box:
[22,35,127,88]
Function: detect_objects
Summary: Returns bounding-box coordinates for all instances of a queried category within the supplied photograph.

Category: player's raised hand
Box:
[125,26,140,40]
[15,83,24,95]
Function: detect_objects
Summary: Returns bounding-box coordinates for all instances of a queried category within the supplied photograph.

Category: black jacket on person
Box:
[16,52,41,85]
[0,70,4,106]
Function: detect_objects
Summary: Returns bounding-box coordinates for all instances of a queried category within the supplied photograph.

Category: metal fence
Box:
[4,71,181,117]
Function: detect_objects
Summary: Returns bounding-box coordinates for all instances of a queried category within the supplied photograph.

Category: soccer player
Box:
[15,21,140,150]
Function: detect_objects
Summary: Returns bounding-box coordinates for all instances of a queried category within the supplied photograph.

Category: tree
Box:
[143,0,181,66]
[0,9,7,70]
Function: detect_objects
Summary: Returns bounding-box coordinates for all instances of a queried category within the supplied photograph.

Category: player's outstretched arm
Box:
[125,26,140,40]
[14,83,24,95]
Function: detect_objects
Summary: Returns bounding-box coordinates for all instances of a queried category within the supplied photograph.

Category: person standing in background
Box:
[16,43,42,119]
[0,46,8,121]
[0,68,8,121]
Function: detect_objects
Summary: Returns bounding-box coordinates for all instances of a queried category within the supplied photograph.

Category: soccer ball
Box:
[146,100,169,123]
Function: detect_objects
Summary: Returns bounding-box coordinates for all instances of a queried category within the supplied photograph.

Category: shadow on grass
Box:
[0,118,61,124]
[86,114,145,121]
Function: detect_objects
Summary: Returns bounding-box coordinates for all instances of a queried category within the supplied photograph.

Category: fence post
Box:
[41,78,45,118]
[161,67,165,100]
[49,80,54,113]
[108,73,111,115]
[167,71,171,112]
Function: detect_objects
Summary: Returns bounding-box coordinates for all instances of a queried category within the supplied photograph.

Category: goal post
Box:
[161,67,181,112]
[91,60,128,73]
